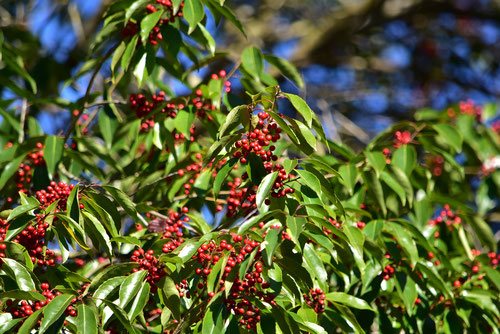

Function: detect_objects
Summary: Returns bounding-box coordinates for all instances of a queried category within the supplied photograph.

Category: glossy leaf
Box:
[43,136,64,178]
[184,0,205,33]
[1,258,36,291]
[326,292,373,311]
[285,93,313,127]
[76,304,98,334]
[38,294,75,333]
[256,171,278,209]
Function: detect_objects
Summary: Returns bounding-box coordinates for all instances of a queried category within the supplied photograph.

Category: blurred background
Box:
[1,0,500,141]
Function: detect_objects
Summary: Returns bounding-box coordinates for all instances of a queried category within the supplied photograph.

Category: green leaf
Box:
[381,171,406,206]
[17,308,43,334]
[140,9,164,43]
[172,0,183,13]
[160,277,181,319]
[38,294,75,333]
[1,53,37,93]
[401,277,417,315]
[391,166,414,207]
[197,23,216,54]
[76,304,98,334]
[206,1,245,36]
[343,226,365,275]
[295,120,317,151]
[119,270,148,309]
[338,164,357,195]
[1,258,36,291]
[218,105,246,138]
[385,222,418,266]
[296,169,322,195]
[65,186,80,226]
[415,263,453,300]
[125,0,149,21]
[7,197,39,221]
[241,46,264,78]
[121,35,138,71]
[467,216,495,251]
[100,299,137,333]
[392,145,416,176]
[152,122,163,149]
[98,110,118,149]
[111,41,126,73]
[365,151,387,176]
[82,211,113,257]
[103,186,143,224]
[201,295,226,334]
[128,281,150,320]
[262,227,280,266]
[285,93,313,127]
[93,276,126,307]
[256,171,278,209]
[0,314,23,334]
[483,267,500,291]
[265,55,304,88]
[0,154,25,190]
[0,290,45,301]
[326,292,373,311]
[363,170,386,217]
[303,243,328,291]
[43,136,64,179]
[184,0,205,33]
[133,53,148,87]
[213,158,237,197]
[433,124,463,153]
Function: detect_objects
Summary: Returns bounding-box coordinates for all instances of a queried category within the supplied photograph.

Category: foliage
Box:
[0,1,499,333]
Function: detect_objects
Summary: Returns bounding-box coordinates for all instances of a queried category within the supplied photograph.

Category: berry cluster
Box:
[14,214,55,266]
[427,154,444,176]
[458,99,482,121]
[131,248,166,291]
[355,221,366,229]
[220,178,257,217]
[35,181,75,211]
[492,119,500,134]
[148,208,190,253]
[189,235,275,330]
[129,91,179,132]
[15,143,45,194]
[393,130,412,148]
[175,279,190,298]
[66,283,90,318]
[382,147,391,164]
[172,126,196,145]
[382,264,396,281]
[6,283,58,318]
[122,1,184,44]
[145,1,184,45]
[487,251,499,268]
[0,219,8,259]
[264,163,295,204]
[233,112,281,164]
[322,217,341,236]
[428,205,461,236]
[175,155,226,196]
[304,288,326,313]
[229,112,294,209]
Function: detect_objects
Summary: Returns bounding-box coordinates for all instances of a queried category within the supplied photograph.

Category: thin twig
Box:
[80,100,128,130]
[64,43,119,141]
[83,100,127,110]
